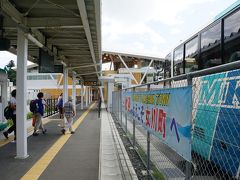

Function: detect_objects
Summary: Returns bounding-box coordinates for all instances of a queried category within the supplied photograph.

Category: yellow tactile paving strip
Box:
[0,118,52,148]
[21,103,95,180]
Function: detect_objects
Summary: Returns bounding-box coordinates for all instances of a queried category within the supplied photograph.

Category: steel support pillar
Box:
[63,68,68,127]
[85,86,88,107]
[81,83,84,110]
[72,73,76,109]
[107,82,114,111]
[1,80,8,122]
[16,28,28,159]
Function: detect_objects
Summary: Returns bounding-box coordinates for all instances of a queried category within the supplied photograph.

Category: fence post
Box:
[117,92,120,122]
[54,98,56,113]
[112,92,114,114]
[147,84,151,179]
[186,74,192,180]
[132,87,136,148]
[120,91,123,125]
[125,89,128,132]
[50,97,53,116]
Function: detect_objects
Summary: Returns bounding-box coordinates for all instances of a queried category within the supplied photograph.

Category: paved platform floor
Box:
[0,103,100,180]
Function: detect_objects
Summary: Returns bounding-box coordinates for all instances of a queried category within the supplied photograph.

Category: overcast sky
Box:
[102,0,237,58]
[0,0,238,69]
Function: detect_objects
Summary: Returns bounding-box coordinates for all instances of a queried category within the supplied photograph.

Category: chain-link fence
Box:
[111,61,240,180]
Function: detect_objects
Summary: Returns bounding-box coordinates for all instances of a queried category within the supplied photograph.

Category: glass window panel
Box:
[200,22,221,68]
[201,23,221,49]
[224,9,240,63]
[173,46,183,75]
[164,53,171,78]
[185,37,199,72]
[224,10,240,39]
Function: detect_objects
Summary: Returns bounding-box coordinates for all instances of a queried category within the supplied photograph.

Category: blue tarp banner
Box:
[123,86,192,161]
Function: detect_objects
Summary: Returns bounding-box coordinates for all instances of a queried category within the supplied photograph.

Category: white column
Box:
[62,68,68,127]
[72,73,76,109]
[108,82,114,111]
[1,80,8,122]
[81,83,84,109]
[85,86,88,107]
[88,87,91,104]
[63,68,68,103]
[99,86,104,102]
[16,29,28,159]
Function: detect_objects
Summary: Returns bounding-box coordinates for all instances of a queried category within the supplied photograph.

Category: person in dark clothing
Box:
[98,94,102,118]
[33,92,48,136]
[57,93,63,119]
[3,89,17,142]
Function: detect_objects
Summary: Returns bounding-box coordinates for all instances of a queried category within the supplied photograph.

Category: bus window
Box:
[200,22,221,69]
[174,46,183,76]
[224,9,240,63]
[185,36,199,73]
[164,53,171,78]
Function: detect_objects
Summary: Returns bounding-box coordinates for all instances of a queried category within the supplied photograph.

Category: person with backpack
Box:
[62,96,76,135]
[3,89,17,142]
[32,92,48,136]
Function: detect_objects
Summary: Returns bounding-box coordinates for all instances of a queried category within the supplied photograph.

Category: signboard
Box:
[192,69,240,177]
[123,87,192,161]
[39,48,54,73]
[54,65,63,73]
[84,81,99,86]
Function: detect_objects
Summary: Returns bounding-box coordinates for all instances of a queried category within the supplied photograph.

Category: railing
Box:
[44,97,59,118]
[112,60,240,180]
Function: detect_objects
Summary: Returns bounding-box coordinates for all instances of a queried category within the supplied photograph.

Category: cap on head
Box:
[68,96,73,101]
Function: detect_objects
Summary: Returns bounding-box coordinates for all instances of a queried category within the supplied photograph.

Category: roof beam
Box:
[58,50,90,56]
[118,55,139,85]
[26,17,83,29]
[0,0,69,63]
[139,59,154,84]
[103,51,164,61]
[94,0,102,60]
[0,0,24,24]
[77,0,99,78]
[76,71,101,76]
[68,63,101,70]
[47,38,88,44]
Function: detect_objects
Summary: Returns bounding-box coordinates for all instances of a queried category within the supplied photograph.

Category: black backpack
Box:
[4,105,14,120]
[30,99,38,113]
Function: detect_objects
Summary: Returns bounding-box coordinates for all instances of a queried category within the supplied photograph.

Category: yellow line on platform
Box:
[21,103,95,180]
[0,119,52,148]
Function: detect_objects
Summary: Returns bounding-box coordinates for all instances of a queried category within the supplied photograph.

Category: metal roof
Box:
[0,0,101,81]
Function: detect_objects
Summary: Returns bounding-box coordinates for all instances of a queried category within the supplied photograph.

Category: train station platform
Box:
[0,103,136,180]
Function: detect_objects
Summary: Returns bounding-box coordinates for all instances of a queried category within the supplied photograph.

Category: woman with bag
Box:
[3,89,17,142]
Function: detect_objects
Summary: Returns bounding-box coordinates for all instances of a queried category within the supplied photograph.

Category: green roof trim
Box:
[214,0,240,21]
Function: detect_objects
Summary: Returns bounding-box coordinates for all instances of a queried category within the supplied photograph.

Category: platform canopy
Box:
[0,0,101,81]
[102,51,165,71]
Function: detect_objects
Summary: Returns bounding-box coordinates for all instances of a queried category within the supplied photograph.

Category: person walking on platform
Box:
[62,96,76,135]
[33,92,48,136]
[57,93,63,119]
[3,89,17,142]
[98,94,102,118]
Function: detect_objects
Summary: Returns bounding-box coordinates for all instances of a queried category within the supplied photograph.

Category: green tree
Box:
[4,60,16,85]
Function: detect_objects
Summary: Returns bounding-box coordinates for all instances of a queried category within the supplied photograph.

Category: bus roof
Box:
[166,0,240,57]
[214,0,240,21]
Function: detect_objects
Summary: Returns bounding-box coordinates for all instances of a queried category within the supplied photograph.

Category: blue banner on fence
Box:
[123,87,192,161]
